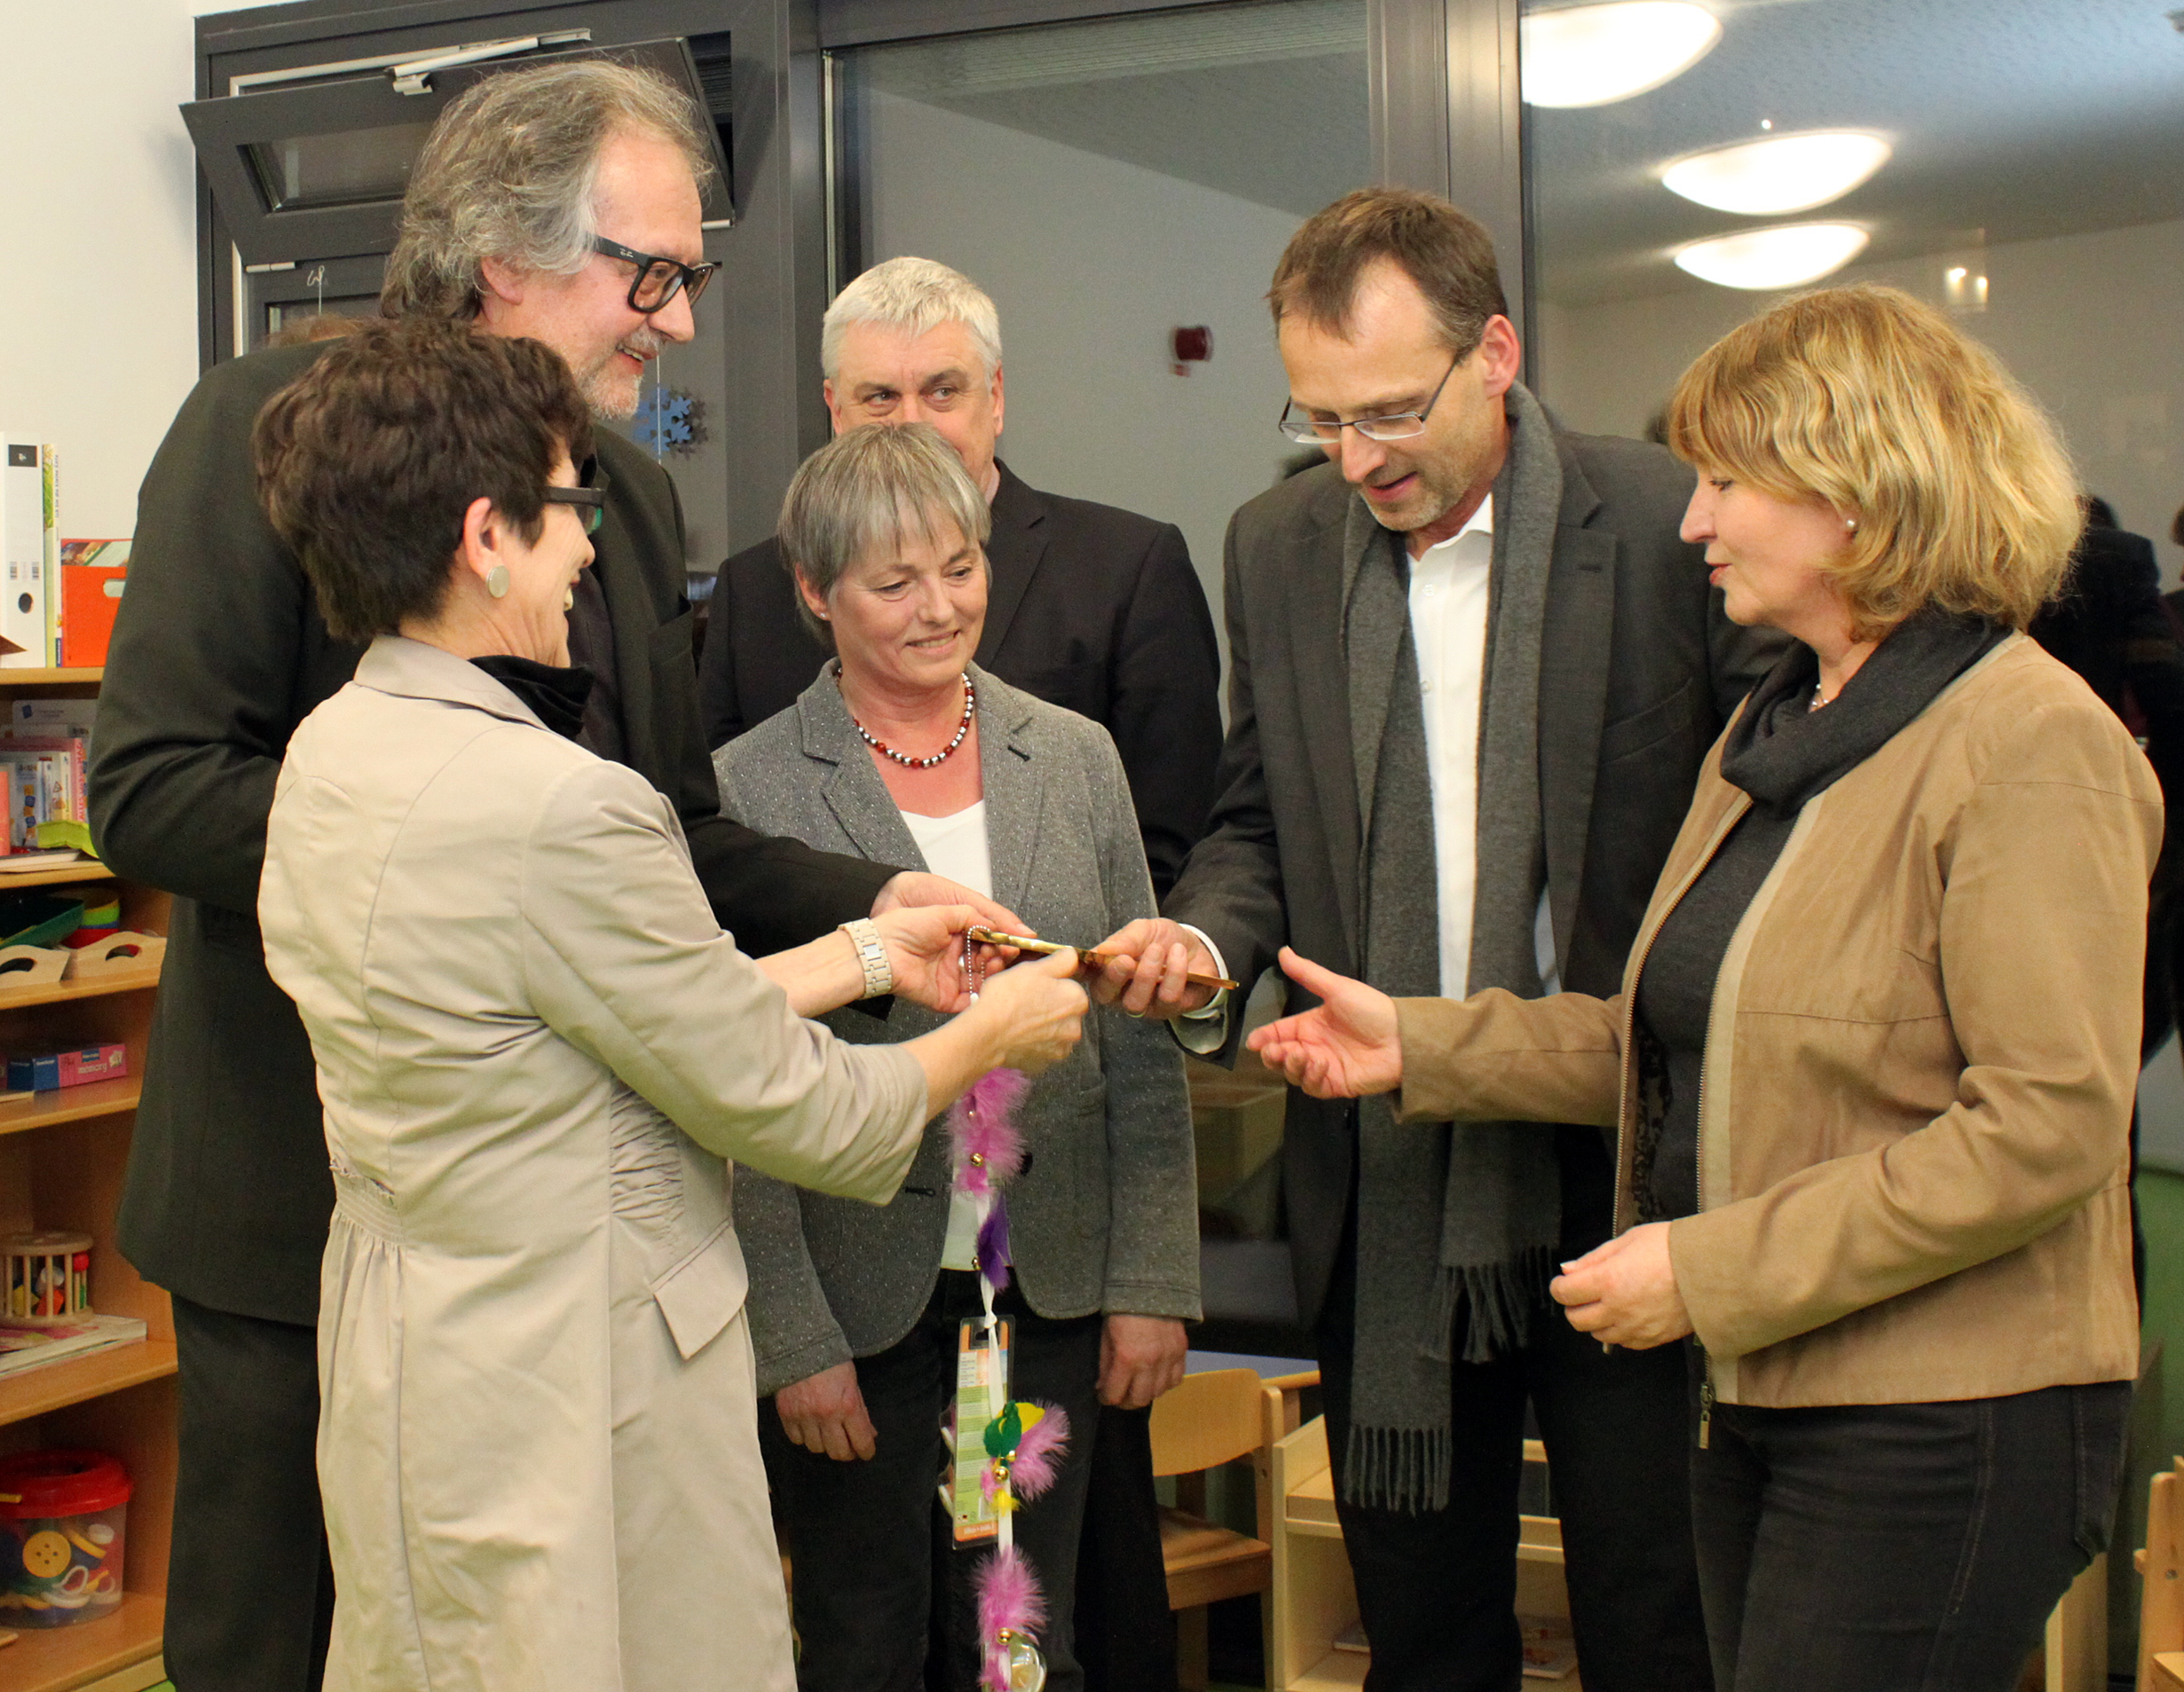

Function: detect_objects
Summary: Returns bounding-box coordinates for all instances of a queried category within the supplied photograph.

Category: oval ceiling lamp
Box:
[1521,2,1723,108]
[1674,224,1871,290]
[1662,131,1893,216]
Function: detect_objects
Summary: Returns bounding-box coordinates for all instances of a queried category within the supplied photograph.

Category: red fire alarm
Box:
[1171,326,1213,375]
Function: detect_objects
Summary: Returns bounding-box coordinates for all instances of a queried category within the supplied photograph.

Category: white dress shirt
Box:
[1180,493,1557,1048]
[1408,495,1495,998]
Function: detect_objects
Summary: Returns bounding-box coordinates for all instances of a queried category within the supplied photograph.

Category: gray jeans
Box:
[1691,1362,2132,1692]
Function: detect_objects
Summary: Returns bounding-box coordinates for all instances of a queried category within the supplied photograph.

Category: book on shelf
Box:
[0,736,85,854]
[0,445,48,670]
[41,447,59,667]
[0,848,93,876]
[0,1312,148,1379]
[12,700,95,741]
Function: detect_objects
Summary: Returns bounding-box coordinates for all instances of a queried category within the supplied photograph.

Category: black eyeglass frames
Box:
[590,236,719,314]
[542,485,606,535]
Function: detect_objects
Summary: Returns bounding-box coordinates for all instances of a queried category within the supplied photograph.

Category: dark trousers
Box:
[167,1295,335,1692]
[1691,1370,2132,1692]
[761,1272,1104,1692]
[1317,1231,1710,1692]
[1073,1405,1179,1692]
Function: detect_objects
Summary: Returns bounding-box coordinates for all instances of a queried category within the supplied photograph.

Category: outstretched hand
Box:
[1245,948,1403,1098]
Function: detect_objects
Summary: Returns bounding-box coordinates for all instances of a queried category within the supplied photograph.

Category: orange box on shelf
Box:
[57,541,128,671]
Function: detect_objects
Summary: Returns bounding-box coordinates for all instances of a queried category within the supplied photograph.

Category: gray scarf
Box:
[1341,382,1564,1513]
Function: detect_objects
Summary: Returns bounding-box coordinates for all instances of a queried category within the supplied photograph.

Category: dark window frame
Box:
[196,0,1523,554]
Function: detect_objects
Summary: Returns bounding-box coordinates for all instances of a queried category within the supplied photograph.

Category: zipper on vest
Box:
[1697,1350,1715,1449]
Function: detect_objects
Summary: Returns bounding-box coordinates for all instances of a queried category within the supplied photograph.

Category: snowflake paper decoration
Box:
[629,386,709,460]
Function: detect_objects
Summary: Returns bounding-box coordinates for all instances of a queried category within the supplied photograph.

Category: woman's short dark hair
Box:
[254,320,593,644]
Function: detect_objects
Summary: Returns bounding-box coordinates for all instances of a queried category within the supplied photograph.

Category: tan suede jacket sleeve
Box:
[1392,988,1626,1129]
[1668,691,2161,1360]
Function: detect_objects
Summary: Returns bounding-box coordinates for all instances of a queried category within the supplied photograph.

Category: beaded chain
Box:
[843,666,977,768]
[961,931,986,1001]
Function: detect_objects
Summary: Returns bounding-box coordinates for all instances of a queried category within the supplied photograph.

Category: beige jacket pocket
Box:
[650,1217,750,1362]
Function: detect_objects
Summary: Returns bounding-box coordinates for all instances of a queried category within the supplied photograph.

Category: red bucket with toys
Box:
[0,1449,130,1628]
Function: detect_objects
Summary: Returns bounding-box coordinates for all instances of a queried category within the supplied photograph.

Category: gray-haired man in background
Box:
[91,63,1005,1692]
[699,256,1224,903]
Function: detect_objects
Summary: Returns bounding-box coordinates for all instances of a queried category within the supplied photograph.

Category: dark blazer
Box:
[89,341,895,1326]
[698,460,1223,897]
[1163,420,1781,1328]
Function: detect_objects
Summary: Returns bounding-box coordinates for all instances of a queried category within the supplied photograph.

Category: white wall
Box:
[0,2,286,539]
[863,90,1308,636]
[1538,217,2184,582]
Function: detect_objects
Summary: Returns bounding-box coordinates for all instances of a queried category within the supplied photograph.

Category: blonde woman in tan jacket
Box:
[1246,285,2160,1692]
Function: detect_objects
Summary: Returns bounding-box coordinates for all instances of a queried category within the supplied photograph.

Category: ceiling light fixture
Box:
[1674,224,1870,290]
[1662,131,1892,216]
[1521,2,1723,108]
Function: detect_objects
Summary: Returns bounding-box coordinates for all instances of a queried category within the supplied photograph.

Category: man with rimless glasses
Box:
[90,60,1012,1692]
[1092,189,1778,1691]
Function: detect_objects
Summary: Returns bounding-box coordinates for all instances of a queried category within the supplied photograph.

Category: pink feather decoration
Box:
[975,1544,1047,1691]
[949,1067,1029,1198]
[1006,1402,1070,1501]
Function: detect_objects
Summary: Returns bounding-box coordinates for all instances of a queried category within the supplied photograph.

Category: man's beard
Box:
[582,327,666,421]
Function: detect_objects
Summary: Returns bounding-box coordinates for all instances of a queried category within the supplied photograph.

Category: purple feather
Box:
[976,1544,1047,1691]
[1007,1402,1070,1501]
[975,1199,1013,1293]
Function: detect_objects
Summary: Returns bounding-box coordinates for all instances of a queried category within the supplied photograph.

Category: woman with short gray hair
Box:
[715,422,1201,1692]
[777,418,991,643]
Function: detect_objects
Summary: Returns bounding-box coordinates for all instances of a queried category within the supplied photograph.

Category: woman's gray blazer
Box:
[715,665,1201,1393]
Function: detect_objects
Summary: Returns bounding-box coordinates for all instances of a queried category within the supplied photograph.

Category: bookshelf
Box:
[0,669,173,1692]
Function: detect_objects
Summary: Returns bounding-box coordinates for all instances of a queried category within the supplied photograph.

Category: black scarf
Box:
[1723,608,2009,814]
[469,655,597,741]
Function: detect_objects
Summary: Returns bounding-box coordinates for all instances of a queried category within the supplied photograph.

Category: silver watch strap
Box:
[840,917,894,1000]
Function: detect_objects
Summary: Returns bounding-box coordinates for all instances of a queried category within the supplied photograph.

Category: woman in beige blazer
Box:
[249,322,1089,1692]
[1247,287,2159,1692]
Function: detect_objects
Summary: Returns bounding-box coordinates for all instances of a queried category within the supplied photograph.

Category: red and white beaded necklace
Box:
[839,664,977,768]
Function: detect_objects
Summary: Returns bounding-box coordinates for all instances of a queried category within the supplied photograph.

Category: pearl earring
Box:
[486,564,510,599]
[1844,517,1859,534]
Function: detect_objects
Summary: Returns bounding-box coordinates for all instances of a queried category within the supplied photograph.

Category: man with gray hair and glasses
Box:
[699,256,1222,902]
[91,61,1012,1692]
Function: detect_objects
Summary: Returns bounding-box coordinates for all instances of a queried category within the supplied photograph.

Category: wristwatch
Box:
[840,917,895,1000]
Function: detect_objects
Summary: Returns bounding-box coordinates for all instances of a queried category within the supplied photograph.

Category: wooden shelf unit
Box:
[0,970,160,1016]
[0,869,113,893]
[0,669,171,1692]
[0,1592,167,1692]
[1268,1416,1580,1691]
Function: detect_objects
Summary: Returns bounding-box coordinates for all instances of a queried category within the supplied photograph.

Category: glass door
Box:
[828,0,1372,634]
